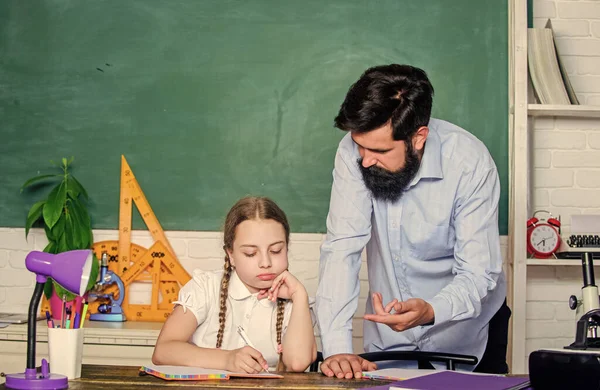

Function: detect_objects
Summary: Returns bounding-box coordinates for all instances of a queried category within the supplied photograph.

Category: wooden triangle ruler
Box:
[87,156,191,321]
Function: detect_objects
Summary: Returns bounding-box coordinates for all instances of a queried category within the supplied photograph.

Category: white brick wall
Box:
[0,228,509,355]
[529,0,600,373]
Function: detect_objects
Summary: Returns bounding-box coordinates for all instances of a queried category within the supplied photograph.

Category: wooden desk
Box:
[1,365,392,389]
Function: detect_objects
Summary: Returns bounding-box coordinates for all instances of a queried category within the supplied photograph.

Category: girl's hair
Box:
[216,196,290,371]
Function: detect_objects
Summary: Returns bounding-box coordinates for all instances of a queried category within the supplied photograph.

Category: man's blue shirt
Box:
[316,118,506,370]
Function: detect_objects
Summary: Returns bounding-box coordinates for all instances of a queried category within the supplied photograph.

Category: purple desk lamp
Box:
[5,250,94,390]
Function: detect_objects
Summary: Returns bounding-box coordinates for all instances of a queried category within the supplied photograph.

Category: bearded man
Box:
[315,64,510,379]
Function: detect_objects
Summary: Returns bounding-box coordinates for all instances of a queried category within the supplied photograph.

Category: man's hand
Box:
[363,292,435,332]
[320,354,377,379]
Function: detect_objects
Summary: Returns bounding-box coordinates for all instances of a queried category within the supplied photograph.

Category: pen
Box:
[237,326,269,373]
[61,295,67,329]
[237,326,257,349]
[65,308,72,329]
[73,312,80,329]
[45,311,54,329]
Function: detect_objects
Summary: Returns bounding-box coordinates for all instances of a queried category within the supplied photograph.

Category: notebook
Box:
[387,371,531,390]
[139,364,284,381]
[362,368,436,381]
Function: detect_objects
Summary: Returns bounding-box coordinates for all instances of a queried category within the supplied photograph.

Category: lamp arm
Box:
[27,281,45,370]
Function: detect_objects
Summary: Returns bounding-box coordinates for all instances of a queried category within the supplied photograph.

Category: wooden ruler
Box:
[115,156,191,321]
[119,156,177,265]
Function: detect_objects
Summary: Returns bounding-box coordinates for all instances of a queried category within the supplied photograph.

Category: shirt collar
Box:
[408,122,443,187]
[228,270,274,308]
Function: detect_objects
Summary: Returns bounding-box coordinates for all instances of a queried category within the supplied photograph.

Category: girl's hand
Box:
[266,270,307,302]
[225,346,269,373]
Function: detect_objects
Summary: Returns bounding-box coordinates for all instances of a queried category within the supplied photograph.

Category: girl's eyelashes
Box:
[241,246,285,257]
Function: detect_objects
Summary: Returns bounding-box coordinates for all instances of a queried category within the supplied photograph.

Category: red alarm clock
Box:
[526,211,561,258]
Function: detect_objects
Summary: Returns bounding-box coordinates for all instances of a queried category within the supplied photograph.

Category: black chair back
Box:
[309,350,478,373]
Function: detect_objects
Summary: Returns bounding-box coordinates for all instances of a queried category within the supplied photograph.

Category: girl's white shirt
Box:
[173,269,314,369]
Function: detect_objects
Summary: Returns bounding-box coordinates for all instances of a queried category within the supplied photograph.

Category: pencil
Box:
[80,300,88,328]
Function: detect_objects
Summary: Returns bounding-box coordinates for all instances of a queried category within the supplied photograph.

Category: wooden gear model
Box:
[89,156,191,321]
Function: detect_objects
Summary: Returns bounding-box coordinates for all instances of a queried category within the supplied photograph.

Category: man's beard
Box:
[358,142,421,202]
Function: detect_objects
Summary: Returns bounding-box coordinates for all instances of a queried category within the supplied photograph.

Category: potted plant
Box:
[21,157,98,320]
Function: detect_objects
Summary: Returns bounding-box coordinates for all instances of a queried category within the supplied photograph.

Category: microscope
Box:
[529,252,600,389]
[566,252,600,349]
[88,252,127,322]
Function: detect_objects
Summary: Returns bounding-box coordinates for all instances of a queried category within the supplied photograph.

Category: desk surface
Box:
[1,365,392,389]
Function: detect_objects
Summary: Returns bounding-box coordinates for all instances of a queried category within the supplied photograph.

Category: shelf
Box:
[527,259,600,266]
[0,320,161,345]
[528,104,600,118]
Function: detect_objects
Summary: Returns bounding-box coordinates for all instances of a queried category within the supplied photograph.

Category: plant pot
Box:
[48,290,87,323]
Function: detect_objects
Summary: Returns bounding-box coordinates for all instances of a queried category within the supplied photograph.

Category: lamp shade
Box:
[25,250,94,295]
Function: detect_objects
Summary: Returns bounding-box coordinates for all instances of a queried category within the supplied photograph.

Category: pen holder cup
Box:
[47,327,84,379]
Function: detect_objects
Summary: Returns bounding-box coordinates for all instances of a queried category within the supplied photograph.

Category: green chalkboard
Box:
[0,1,509,234]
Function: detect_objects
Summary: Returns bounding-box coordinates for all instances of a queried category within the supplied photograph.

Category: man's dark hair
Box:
[334,64,434,141]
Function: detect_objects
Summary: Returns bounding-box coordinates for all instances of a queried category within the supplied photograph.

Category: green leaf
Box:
[50,214,65,244]
[20,174,60,191]
[44,223,56,242]
[67,156,74,166]
[43,241,58,254]
[85,254,100,292]
[69,199,90,249]
[25,200,45,238]
[57,232,69,253]
[77,199,91,227]
[43,181,67,229]
[70,176,89,200]
[53,281,76,301]
[62,157,68,168]
[64,213,76,249]
[66,176,83,199]
[43,279,54,300]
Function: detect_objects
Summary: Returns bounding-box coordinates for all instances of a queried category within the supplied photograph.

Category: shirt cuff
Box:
[321,330,354,358]
[426,295,452,327]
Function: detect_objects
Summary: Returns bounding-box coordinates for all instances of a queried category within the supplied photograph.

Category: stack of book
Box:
[528,19,579,105]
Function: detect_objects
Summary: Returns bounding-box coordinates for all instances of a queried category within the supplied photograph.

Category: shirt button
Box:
[245,314,250,319]
[393,254,400,261]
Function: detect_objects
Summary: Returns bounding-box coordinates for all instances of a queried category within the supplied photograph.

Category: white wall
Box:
[525,0,600,371]
[0,228,509,355]
[0,228,363,352]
